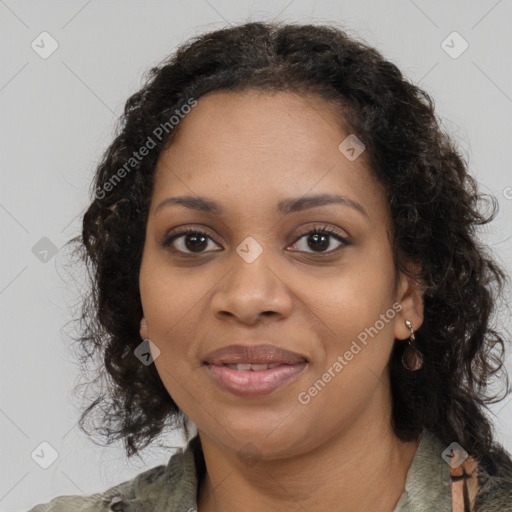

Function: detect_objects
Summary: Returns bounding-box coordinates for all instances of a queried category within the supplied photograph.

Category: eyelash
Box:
[161,224,350,256]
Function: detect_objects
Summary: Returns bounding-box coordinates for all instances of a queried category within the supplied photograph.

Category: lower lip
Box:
[205,363,308,397]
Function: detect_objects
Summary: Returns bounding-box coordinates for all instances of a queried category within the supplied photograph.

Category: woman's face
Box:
[139,90,424,459]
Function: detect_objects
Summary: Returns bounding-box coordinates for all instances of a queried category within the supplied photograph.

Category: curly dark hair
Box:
[65,20,512,463]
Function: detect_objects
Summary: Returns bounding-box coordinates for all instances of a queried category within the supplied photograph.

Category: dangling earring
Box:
[402,319,423,371]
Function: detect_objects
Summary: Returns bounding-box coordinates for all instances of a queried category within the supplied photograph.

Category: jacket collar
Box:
[125,428,512,512]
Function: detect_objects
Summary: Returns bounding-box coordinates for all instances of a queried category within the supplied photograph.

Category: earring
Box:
[402,319,423,371]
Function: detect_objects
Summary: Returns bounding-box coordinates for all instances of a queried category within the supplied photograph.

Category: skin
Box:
[138,89,425,512]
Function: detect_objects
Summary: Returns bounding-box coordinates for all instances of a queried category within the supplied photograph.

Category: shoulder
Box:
[27,439,202,512]
[26,473,141,512]
[26,463,171,511]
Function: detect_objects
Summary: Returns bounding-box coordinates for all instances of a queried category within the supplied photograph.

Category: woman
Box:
[29,21,512,512]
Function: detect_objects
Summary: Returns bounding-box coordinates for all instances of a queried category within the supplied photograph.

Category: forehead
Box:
[152,90,388,223]
[162,89,354,161]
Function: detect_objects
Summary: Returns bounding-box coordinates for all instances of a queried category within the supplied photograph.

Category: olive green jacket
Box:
[27,429,512,511]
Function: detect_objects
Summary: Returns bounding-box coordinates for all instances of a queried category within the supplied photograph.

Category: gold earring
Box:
[402,319,423,371]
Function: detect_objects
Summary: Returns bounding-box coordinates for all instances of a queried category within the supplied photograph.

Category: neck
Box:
[196,384,420,512]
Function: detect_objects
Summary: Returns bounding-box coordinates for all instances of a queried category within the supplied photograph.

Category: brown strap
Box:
[449,454,480,512]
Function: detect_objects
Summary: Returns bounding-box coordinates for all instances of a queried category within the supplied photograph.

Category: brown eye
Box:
[289,226,349,254]
[162,229,221,254]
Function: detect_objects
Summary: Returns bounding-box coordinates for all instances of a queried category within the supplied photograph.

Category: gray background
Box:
[1,1,511,510]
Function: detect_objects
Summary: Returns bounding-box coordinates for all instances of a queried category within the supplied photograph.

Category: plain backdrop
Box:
[1,1,511,510]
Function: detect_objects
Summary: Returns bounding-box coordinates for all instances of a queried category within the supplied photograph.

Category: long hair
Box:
[65,21,511,462]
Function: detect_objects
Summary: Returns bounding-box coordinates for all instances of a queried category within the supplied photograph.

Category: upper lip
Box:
[203,344,308,365]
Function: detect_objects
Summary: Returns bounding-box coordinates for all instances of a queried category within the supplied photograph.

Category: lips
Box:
[202,344,309,397]
[203,343,308,366]
[206,362,308,397]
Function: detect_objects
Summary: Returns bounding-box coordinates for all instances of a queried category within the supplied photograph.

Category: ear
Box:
[393,263,425,341]
[140,317,148,340]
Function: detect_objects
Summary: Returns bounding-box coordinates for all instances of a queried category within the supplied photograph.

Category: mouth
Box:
[203,361,308,397]
[203,343,308,366]
[210,362,294,371]
[202,343,309,397]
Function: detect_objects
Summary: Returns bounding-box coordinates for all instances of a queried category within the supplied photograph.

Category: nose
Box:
[211,250,293,325]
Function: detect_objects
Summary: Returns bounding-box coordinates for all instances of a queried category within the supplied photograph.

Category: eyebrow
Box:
[154,193,368,218]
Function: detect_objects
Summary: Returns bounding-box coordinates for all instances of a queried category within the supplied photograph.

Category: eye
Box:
[289,225,350,255]
[161,224,350,256]
[161,227,221,254]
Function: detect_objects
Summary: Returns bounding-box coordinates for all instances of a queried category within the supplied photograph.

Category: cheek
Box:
[303,258,395,331]
[294,272,398,435]
[300,250,397,373]
[139,254,206,337]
